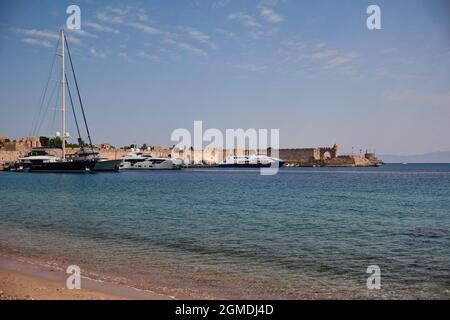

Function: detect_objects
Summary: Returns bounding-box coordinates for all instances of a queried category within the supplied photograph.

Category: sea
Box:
[0,164,449,299]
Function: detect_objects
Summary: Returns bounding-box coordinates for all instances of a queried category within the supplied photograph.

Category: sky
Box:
[0,0,449,155]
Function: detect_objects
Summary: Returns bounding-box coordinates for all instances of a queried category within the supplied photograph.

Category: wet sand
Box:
[0,254,173,300]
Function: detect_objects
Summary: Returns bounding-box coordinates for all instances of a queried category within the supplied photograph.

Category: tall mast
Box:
[60,29,65,160]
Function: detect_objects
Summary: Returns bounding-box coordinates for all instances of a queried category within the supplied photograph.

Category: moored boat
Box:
[14,29,114,173]
[120,152,181,170]
[218,155,285,168]
[16,149,96,173]
[73,151,121,172]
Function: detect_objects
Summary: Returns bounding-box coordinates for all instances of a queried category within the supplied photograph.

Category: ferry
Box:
[218,155,285,168]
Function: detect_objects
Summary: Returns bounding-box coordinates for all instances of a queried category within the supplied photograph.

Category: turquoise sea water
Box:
[0,164,449,299]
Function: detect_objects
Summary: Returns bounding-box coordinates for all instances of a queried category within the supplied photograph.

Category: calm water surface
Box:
[1,164,449,299]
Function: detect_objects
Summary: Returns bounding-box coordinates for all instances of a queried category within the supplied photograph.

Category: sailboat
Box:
[16,29,120,173]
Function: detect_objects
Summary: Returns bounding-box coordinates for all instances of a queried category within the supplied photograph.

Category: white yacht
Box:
[120,152,181,170]
[14,149,59,171]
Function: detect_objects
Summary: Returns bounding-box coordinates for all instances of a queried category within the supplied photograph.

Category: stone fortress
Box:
[172,143,382,167]
[0,135,382,170]
[0,136,42,170]
[275,144,382,167]
[276,144,340,164]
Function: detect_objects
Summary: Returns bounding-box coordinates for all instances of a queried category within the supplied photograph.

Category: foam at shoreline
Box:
[0,252,175,300]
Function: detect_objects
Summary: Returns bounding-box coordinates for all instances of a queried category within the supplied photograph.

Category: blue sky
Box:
[0,0,449,154]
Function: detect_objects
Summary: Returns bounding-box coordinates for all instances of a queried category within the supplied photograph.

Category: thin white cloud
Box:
[108,7,128,16]
[309,48,358,69]
[310,49,338,60]
[16,28,58,40]
[138,51,160,61]
[212,0,230,8]
[216,28,238,40]
[85,22,120,34]
[65,35,81,45]
[324,54,356,68]
[187,29,209,42]
[22,37,52,48]
[277,39,358,71]
[68,29,97,38]
[183,28,216,48]
[107,5,149,21]
[96,6,160,35]
[177,42,208,57]
[259,6,283,23]
[127,21,161,35]
[93,6,211,59]
[97,11,125,24]
[162,35,208,58]
[228,13,262,28]
[90,47,106,58]
[118,52,129,60]
[16,28,81,46]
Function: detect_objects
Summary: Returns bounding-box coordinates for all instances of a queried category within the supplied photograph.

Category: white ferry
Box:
[218,155,285,168]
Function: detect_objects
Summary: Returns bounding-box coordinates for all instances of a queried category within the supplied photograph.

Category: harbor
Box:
[0,137,383,171]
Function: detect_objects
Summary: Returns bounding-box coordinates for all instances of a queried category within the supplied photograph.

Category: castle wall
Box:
[65,148,129,160]
[2,137,41,151]
[276,145,339,164]
[325,155,372,167]
[277,148,318,163]
[0,151,23,163]
[171,146,340,165]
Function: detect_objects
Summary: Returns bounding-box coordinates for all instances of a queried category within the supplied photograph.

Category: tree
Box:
[39,136,50,147]
[48,137,62,148]
[77,138,85,146]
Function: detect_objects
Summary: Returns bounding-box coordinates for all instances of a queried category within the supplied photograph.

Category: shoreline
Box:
[0,253,174,300]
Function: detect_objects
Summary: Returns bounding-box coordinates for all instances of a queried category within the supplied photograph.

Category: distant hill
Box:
[380,151,450,163]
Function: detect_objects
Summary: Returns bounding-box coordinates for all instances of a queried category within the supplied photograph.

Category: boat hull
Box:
[120,165,181,170]
[119,159,181,170]
[218,161,285,168]
[20,160,97,173]
[93,159,122,172]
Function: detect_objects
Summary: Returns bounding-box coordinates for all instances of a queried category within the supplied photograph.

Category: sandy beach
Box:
[0,254,173,300]
[0,268,122,300]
